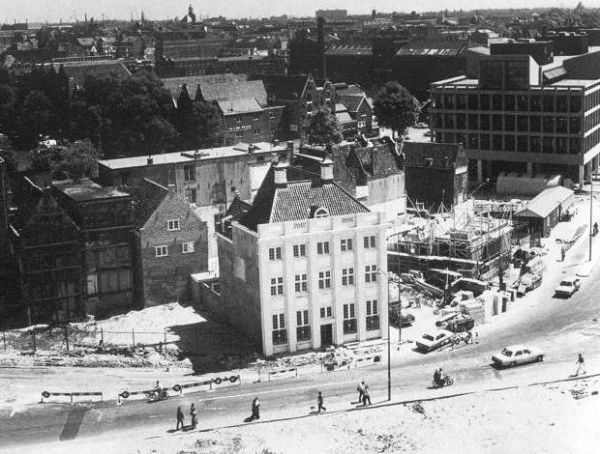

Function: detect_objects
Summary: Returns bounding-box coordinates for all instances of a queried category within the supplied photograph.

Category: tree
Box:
[373,82,419,138]
[31,140,100,181]
[306,111,343,146]
[172,89,224,150]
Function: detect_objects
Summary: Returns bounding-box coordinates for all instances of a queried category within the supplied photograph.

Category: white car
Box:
[415,330,454,352]
[554,277,581,298]
[492,345,545,368]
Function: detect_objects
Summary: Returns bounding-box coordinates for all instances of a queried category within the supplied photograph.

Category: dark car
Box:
[389,305,415,327]
[445,316,475,333]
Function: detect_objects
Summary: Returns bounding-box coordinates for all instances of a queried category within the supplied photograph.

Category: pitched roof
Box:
[161,74,248,101]
[336,111,354,124]
[198,80,268,114]
[53,60,131,88]
[240,164,369,231]
[225,196,252,220]
[338,95,364,112]
[129,179,169,228]
[402,142,468,169]
[351,143,401,178]
[516,186,574,219]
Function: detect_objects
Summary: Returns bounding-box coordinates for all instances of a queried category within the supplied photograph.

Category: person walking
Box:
[251,397,260,420]
[357,381,365,403]
[362,384,372,406]
[317,391,326,412]
[561,246,566,262]
[574,353,586,376]
[190,403,198,429]
[176,406,185,431]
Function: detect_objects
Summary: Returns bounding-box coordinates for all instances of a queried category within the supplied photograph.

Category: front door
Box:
[320,324,333,348]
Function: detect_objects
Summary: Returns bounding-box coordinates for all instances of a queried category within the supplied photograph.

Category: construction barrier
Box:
[354,355,382,368]
[321,360,352,373]
[41,391,103,404]
[267,368,298,382]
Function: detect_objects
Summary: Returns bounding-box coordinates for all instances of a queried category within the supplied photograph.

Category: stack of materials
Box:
[459,299,485,325]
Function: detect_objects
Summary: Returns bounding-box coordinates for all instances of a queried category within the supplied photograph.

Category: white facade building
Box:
[218,157,389,356]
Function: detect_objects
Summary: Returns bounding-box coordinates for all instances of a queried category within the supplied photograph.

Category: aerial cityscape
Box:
[0,1,600,453]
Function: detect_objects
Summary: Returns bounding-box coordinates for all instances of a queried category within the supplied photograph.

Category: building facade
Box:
[132,179,209,305]
[429,44,600,183]
[217,158,389,356]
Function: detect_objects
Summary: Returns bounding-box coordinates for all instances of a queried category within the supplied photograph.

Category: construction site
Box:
[387,200,513,283]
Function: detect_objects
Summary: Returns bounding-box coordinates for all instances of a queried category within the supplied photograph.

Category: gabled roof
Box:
[239,164,369,231]
[259,74,309,100]
[516,186,574,219]
[338,95,364,112]
[129,179,169,228]
[349,142,402,179]
[53,60,131,88]
[402,142,468,169]
[199,80,268,114]
[161,74,248,101]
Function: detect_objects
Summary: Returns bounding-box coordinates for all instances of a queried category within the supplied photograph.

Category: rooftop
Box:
[53,178,129,202]
[98,142,289,170]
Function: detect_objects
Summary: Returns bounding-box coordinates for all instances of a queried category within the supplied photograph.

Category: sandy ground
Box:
[24,375,600,454]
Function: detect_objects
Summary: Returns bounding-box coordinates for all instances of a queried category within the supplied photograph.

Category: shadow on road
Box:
[59,406,90,441]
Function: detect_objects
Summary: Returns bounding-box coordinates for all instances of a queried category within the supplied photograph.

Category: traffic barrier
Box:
[355,355,381,368]
[41,391,103,404]
[267,368,298,382]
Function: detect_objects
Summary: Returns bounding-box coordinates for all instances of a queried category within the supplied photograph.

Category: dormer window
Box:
[314,207,329,218]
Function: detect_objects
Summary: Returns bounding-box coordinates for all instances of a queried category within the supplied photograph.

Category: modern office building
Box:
[217,157,388,355]
[429,42,600,183]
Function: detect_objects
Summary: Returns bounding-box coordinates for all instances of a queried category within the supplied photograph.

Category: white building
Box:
[217,156,389,356]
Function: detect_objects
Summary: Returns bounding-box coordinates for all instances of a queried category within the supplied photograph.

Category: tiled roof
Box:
[351,143,401,178]
[161,74,248,101]
[53,60,131,87]
[199,80,268,113]
[402,142,468,169]
[335,111,354,124]
[338,95,364,112]
[326,45,372,56]
[129,179,169,228]
[259,74,310,101]
[240,164,369,230]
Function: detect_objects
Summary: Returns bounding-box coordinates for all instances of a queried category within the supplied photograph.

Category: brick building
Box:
[402,142,469,210]
[131,179,209,305]
[216,157,388,355]
[429,42,600,183]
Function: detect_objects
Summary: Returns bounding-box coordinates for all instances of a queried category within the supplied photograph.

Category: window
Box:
[181,242,195,254]
[269,247,282,260]
[293,244,306,257]
[341,238,353,252]
[318,271,331,289]
[320,306,333,318]
[366,300,380,331]
[314,207,329,218]
[343,303,357,334]
[294,274,308,293]
[365,265,377,282]
[342,268,354,286]
[364,235,376,248]
[270,277,284,295]
[185,187,197,204]
[272,313,287,345]
[184,165,195,181]
[155,245,168,257]
[167,219,180,231]
[317,241,330,255]
[87,274,98,296]
[296,310,311,341]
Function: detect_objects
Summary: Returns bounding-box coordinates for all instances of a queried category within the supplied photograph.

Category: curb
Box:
[188,371,600,434]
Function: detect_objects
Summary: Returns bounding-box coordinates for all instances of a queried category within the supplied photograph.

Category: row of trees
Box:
[0,67,225,159]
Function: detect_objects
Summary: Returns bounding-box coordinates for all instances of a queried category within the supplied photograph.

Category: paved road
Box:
[3,231,600,451]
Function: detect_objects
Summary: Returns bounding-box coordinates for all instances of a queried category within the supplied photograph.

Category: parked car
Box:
[415,330,454,352]
[492,345,544,368]
[445,315,475,333]
[554,277,581,298]
[389,305,415,327]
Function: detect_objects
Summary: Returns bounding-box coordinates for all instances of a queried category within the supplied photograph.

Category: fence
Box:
[41,390,103,404]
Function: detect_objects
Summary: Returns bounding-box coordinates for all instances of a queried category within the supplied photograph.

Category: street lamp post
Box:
[590,176,594,262]
[379,269,396,402]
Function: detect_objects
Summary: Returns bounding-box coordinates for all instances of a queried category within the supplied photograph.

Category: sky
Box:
[0,0,591,23]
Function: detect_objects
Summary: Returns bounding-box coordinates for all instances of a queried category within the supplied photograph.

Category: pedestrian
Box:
[251,397,260,420]
[362,385,372,406]
[190,403,198,428]
[465,330,473,344]
[574,353,586,376]
[475,331,479,344]
[176,406,185,431]
[561,246,566,262]
[357,381,365,402]
[317,391,326,412]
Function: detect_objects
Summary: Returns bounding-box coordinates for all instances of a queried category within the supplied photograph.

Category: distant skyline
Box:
[0,0,588,23]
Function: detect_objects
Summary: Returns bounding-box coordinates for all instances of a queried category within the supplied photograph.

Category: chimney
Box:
[147,155,153,165]
[320,154,334,182]
[274,157,288,188]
